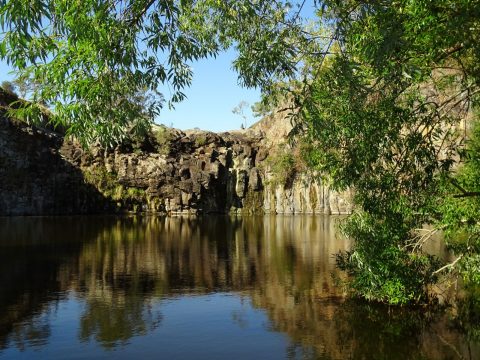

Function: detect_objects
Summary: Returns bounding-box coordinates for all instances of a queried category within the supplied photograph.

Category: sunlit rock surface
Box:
[0,93,351,215]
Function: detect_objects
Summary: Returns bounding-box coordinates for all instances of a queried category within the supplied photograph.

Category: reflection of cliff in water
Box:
[73,216,348,294]
[0,216,478,358]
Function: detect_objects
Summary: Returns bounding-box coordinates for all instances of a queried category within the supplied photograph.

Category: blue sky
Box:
[157,48,261,132]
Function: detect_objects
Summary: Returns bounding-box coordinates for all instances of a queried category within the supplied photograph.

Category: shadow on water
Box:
[0,215,478,359]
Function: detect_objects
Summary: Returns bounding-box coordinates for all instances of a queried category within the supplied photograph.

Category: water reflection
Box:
[0,216,478,359]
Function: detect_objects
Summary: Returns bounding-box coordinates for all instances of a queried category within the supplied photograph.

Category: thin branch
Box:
[449,177,468,194]
[433,254,463,275]
[292,0,307,23]
[128,0,156,25]
[436,44,465,62]
[435,333,466,360]
[453,192,480,198]
[404,226,447,251]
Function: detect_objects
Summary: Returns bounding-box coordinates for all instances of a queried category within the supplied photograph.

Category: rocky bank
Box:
[0,90,351,216]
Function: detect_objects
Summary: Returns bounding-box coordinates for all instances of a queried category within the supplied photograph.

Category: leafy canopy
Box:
[301,0,480,304]
[0,0,308,146]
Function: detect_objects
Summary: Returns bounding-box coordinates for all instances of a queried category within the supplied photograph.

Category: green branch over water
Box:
[299,0,480,304]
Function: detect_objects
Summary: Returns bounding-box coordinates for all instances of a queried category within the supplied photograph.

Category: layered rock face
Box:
[69,128,351,215]
[0,97,351,216]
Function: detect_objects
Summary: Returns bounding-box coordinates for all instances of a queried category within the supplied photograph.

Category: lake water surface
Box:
[0,216,478,359]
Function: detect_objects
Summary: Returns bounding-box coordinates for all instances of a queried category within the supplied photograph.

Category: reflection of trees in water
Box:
[79,296,162,348]
[253,295,480,359]
[4,314,51,352]
[0,216,478,358]
[72,215,352,353]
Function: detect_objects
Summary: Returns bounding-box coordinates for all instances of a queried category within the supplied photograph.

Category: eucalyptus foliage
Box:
[301,0,480,304]
[0,0,308,146]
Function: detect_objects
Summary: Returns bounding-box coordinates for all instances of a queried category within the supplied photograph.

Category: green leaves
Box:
[0,0,306,146]
[437,120,480,286]
[301,0,480,304]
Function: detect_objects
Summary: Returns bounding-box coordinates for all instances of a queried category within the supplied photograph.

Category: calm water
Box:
[0,215,478,359]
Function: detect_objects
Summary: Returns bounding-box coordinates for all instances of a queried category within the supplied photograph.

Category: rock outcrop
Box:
[0,91,352,216]
[0,116,111,215]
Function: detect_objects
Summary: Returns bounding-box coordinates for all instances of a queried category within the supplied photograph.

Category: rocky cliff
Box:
[0,90,351,216]
[0,116,112,215]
